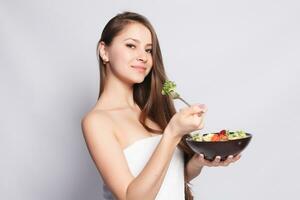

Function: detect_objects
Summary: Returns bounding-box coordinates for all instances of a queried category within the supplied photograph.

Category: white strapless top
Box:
[102,134,185,200]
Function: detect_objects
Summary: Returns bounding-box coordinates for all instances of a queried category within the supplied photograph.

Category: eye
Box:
[146,49,153,54]
[126,44,135,49]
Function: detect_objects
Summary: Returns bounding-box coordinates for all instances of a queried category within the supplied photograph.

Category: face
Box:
[100,23,153,84]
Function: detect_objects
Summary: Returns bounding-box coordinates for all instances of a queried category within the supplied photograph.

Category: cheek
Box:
[148,56,153,68]
[149,56,153,66]
[110,49,132,66]
[146,59,153,74]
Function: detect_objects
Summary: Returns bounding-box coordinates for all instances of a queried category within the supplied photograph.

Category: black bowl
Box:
[185,133,252,161]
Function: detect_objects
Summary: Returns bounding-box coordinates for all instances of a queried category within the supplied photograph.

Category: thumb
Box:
[188,104,207,115]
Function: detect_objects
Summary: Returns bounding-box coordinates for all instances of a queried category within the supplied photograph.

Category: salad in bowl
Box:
[186,129,252,161]
[161,80,253,161]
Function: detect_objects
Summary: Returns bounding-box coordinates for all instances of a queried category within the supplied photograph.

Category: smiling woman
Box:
[97,21,154,85]
[81,11,239,200]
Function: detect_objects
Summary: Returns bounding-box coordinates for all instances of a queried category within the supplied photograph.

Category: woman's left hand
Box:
[191,153,242,168]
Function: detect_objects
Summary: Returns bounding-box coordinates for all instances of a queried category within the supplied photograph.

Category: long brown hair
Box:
[96,11,195,200]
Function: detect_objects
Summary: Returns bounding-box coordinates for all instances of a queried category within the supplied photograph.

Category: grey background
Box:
[1,0,299,199]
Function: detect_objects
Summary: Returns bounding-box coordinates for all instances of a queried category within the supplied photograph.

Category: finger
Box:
[232,154,242,162]
[197,120,205,130]
[195,154,206,166]
[222,155,234,166]
[197,104,208,113]
[196,113,205,129]
[195,110,206,119]
[196,104,207,117]
[188,104,207,116]
[211,156,221,166]
[199,154,213,167]
[193,109,206,130]
[194,116,205,130]
[223,154,241,166]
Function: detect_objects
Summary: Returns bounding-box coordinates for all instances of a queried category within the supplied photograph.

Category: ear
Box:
[98,41,109,62]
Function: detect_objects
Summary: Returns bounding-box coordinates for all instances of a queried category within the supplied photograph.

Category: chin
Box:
[133,77,146,84]
[126,68,151,84]
[131,73,149,84]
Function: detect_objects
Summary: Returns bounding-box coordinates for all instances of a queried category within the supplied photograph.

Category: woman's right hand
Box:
[165,104,208,140]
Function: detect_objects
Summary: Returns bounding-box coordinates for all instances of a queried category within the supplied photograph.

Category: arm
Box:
[126,128,181,200]
[81,111,181,200]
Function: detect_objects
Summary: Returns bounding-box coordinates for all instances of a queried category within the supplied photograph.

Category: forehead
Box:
[115,23,152,44]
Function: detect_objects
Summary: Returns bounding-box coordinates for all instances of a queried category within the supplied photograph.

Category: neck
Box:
[96,71,137,110]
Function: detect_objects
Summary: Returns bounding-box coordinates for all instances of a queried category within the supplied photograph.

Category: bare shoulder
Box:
[81,110,114,136]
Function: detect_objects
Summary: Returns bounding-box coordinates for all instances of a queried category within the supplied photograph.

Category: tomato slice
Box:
[219,134,228,141]
[212,134,220,141]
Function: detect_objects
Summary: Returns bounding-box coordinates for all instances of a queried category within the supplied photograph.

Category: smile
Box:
[132,66,146,72]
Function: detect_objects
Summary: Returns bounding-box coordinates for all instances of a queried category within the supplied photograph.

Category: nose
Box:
[136,50,148,62]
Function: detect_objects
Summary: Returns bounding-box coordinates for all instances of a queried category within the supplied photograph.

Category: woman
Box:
[81,11,241,200]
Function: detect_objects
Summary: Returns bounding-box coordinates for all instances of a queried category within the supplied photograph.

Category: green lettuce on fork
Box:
[161,80,191,106]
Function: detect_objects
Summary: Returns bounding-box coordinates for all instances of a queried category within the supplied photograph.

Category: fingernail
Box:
[198,104,208,112]
[197,104,206,109]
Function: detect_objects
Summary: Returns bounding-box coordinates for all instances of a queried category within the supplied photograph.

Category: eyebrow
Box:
[124,38,152,46]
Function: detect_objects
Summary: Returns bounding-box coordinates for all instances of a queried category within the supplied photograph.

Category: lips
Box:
[132,65,146,72]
